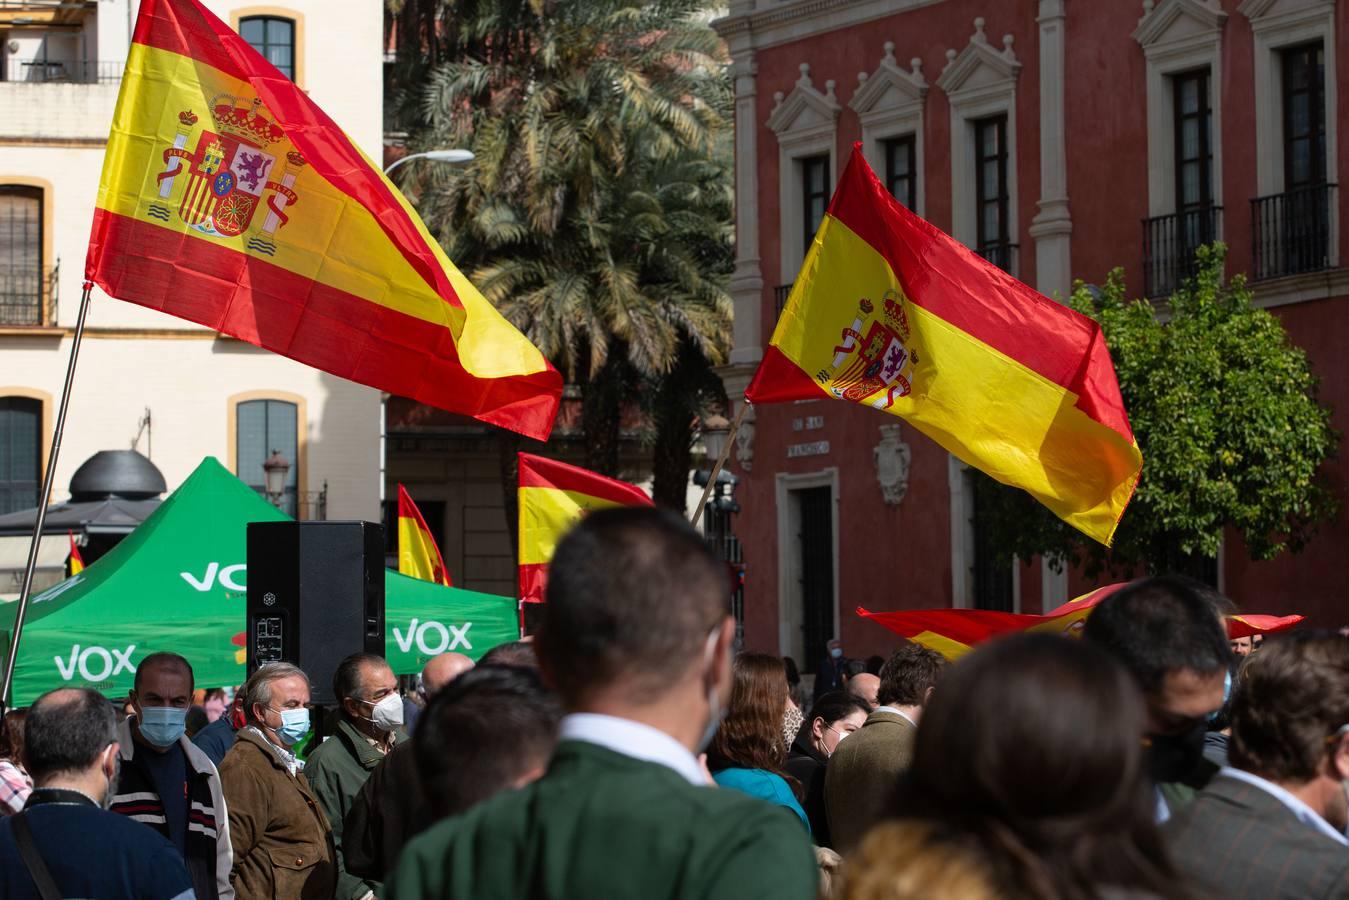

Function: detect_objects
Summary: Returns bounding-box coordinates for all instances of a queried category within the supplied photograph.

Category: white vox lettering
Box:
[180,562,247,592]
[392,618,420,654]
[218,564,247,592]
[447,623,472,651]
[54,644,137,681]
[391,620,473,655]
[181,562,219,592]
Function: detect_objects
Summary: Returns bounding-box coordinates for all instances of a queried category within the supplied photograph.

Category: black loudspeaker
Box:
[246,521,385,705]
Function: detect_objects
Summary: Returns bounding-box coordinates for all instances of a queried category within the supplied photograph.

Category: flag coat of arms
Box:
[517,454,653,605]
[747,145,1142,545]
[85,0,561,441]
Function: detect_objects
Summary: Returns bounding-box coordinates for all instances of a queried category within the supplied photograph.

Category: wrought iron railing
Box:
[976,241,1019,275]
[1251,183,1337,281]
[3,59,123,84]
[252,482,328,521]
[773,283,794,320]
[1142,205,1222,298]
[0,260,58,327]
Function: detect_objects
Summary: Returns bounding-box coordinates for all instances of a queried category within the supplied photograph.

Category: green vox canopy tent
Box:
[1,457,518,706]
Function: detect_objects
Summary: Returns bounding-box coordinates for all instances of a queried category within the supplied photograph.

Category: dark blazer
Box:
[824,708,917,853]
[1164,772,1349,899]
[343,741,431,882]
[784,734,831,848]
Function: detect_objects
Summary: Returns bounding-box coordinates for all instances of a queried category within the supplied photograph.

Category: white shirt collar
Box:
[558,713,705,786]
[1220,767,1349,846]
[873,705,917,726]
[244,725,303,775]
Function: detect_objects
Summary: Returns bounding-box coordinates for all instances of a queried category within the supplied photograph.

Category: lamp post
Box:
[383,148,476,175]
[695,413,743,647]
[262,449,291,510]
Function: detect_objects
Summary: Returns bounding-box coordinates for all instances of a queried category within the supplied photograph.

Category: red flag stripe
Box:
[518,454,655,507]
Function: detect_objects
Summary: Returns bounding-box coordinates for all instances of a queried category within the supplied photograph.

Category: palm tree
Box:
[388,0,733,490]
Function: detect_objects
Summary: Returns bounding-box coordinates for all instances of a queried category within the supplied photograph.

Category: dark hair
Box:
[414,665,562,818]
[1229,632,1349,782]
[842,659,867,680]
[0,708,27,762]
[877,642,946,707]
[24,688,116,782]
[889,634,1188,900]
[478,640,537,669]
[710,652,789,775]
[1082,575,1232,697]
[537,507,727,705]
[865,655,885,675]
[185,705,210,738]
[333,652,389,705]
[808,691,870,730]
[134,652,194,693]
[783,656,801,687]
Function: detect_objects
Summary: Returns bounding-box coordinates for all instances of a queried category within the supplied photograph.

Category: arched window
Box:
[239,16,296,80]
[0,397,41,514]
[0,186,44,326]
[236,398,298,515]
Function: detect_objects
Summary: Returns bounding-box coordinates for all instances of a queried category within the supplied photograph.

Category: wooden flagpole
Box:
[691,402,749,531]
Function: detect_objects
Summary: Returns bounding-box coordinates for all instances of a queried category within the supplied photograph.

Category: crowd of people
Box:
[0,507,1345,899]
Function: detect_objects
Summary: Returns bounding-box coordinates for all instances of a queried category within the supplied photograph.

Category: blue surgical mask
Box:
[138,706,187,747]
[269,706,311,746]
[830,647,843,659]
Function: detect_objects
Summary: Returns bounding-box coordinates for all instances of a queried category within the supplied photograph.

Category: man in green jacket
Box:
[389,507,818,900]
[305,653,407,900]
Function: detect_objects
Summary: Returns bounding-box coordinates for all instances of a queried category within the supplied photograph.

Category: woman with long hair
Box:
[787,691,870,846]
[708,652,810,832]
[0,708,32,815]
[855,633,1191,900]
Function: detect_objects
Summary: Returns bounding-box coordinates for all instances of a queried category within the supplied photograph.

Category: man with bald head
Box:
[846,673,880,710]
[404,653,475,735]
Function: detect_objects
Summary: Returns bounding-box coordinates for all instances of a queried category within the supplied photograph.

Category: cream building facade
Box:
[0,0,384,587]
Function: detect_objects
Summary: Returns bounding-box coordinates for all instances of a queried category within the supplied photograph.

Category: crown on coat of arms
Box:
[209,94,285,146]
[178,110,199,126]
[287,150,307,168]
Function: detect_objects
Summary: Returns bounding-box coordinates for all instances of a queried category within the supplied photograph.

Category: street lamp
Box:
[262,449,291,509]
[701,413,731,465]
[383,148,476,175]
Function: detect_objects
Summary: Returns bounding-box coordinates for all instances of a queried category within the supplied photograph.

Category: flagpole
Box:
[2,282,94,711]
[691,402,748,531]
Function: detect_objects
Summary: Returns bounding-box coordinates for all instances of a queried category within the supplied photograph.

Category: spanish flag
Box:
[517,453,652,604]
[398,484,451,587]
[85,0,561,441]
[68,532,85,576]
[746,145,1141,545]
[859,584,1303,660]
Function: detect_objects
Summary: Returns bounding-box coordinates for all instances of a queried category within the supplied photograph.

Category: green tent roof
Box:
[2,457,517,706]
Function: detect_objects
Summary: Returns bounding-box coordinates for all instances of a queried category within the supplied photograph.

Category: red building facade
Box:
[712,0,1349,668]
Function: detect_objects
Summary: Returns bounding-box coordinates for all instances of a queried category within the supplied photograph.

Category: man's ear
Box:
[1332,731,1349,780]
[922,685,935,705]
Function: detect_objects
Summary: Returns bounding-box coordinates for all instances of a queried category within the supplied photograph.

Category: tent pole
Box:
[2,282,94,711]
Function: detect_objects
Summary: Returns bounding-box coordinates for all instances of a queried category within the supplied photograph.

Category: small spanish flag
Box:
[517,453,653,604]
[85,0,561,440]
[860,584,1303,660]
[747,145,1142,545]
[68,532,85,576]
[398,485,451,587]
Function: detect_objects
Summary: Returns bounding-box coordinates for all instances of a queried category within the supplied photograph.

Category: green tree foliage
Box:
[974,245,1338,576]
[388,0,733,489]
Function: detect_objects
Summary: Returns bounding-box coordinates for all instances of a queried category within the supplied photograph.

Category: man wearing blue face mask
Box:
[111,651,234,900]
[219,662,336,900]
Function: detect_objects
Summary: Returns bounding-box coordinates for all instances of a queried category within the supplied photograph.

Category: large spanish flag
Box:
[518,453,653,604]
[85,0,561,440]
[398,484,451,587]
[747,145,1141,545]
[859,584,1303,660]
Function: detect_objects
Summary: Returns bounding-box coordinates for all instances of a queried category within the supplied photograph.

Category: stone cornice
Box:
[713,0,946,52]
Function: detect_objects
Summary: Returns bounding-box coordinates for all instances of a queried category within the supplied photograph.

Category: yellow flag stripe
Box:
[398,518,441,583]
[518,486,631,566]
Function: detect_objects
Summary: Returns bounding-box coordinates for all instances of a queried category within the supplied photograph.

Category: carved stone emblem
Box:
[734,409,755,472]
[874,423,911,505]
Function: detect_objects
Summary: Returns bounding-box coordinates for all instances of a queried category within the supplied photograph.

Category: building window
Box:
[882,135,917,209]
[974,115,1013,270]
[1174,70,1214,214]
[1282,42,1326,190]
[0,186,44,327]
[240,16,295,80]
[236,399,298,515]
[800,154,829,257]
[0,397,41,515]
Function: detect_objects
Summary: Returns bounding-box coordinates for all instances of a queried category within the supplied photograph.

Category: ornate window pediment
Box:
[851,42,928,215]
[935,17,1021,98]
[850,43,927,118]
[766,64,840,139]
[1133,0,1227,54]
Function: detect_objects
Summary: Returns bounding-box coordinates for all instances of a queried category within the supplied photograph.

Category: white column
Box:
[1029,0,1073,302]
[728,52,764,368]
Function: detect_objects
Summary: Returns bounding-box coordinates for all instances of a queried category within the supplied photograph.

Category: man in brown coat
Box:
[219,662,336,900]
[824,642,945,852]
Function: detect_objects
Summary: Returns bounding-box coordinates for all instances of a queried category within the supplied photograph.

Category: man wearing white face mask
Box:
[111,651,234,900]
[305,653,407,900]
[220,661,336,900]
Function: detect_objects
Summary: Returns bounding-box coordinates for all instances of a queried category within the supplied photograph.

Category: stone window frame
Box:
[850,42,929,217]
[766,63,841,284]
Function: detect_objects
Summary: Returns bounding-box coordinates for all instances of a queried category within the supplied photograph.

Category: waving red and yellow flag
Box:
[85,0,561,440]
[398,484,451,587]
[68,532,85,576]
[747,145,1141,545]
[517,453,652,604]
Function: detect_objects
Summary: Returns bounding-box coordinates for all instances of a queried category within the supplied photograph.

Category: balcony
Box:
[0,261,59,327]
[976,242,1019,276]
[774,282,793,320]
[251,483,328,521]
[2,58,122,85]
[1142,205,1222,299]
[1251,184,1337,281]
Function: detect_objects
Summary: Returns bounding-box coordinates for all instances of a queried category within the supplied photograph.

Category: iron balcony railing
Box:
[252,482,328,520]
[1143,205,1222,299]
[1251,183,1337,281]
[774,283,794,320]
[3,58,123,84]
[976,241,1019,276]
[0,260,58,327]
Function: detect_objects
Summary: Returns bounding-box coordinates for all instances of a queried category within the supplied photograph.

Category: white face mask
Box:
[363,693,404,733]
[697,627,725,753]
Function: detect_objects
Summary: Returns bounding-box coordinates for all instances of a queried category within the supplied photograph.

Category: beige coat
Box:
[824,709,918,853]
[218,728,336,900]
